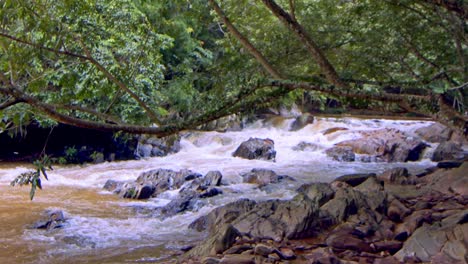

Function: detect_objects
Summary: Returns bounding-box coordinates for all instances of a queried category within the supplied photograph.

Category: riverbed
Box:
[0,117,437,263]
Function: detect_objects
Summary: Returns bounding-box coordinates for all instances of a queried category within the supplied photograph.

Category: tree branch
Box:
[0,97,23,110]
[260,0,349,89]
[208,0,284,79]
[418,0,467,19]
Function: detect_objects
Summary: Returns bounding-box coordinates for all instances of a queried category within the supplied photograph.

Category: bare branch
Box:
[0,98,23,110]
[260,0,349,89]
[208,0,284,79]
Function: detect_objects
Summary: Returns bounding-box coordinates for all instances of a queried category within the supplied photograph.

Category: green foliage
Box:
[10,155,53,200]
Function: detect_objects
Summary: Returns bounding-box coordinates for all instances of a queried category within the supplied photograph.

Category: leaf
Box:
[30,180,37,200]
[40,167,49,180]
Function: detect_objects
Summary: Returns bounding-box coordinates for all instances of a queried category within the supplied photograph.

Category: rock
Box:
[103,179,124,193]
[33,209,66,230]
[189,199,257,232]
[219,254,256,264]
[254,244,275,257]
[334,173,376,187]
[156,189,201,218]
[387,199,411,222]
[135,143,152,158]
[394,209,432,241]
[325,146,355,162]
[377,167,410,184]
[432,142,464,161]
[326,228,373,252]
[292,141,319,151]
[186,224,241,257]
[202,257,221,264]
[203,171,223,187]
[322,127,349,135]
[289,114,314,131]
[119,182,155,199]
[426,162,468,196]
[297,182,335,206]
[199,187,223,198]
[373,240,403,254]
[304,247,341,264]
[241,168,279,186]
[136,135,180,158]
[395,210,468,263]
[136,168,201,197]
[415,122,453,143]
[335,128,427,162]
[232,194,319,241]
[61,235,96,248]
[437,160,464,168]
[321,187,368,223]
[224,244,253,254]
[278,247,296,260]
[232,138,276,161]
[354,177,387,212]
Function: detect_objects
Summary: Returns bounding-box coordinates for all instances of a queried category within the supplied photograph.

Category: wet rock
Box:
[186,225,241,257]
[334,173,376,187]
[156,189,202,218]
[103,179,124,193]
[323,127,349,135]
[437,160,464,169]
[241,168,279,186]
[292,141,319,151]
[61,235,96,248]
[289,114,314,131]
[135,135,180,158]
[415,122,453,143]
[335,128,427,162]
[136,168,201,197]
[297,182,335,206]
[325,146,355,162]
[33,209,66,230]
[189,199,257,232]
[199,187,223,198]
[432,142,464,161]
[232,194,319,241]
[232,138,276,161]
[203,171,223,187]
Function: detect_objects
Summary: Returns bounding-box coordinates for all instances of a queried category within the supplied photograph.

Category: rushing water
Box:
[0,117,438,263]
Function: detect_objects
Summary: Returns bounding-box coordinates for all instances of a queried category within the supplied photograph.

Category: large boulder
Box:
[231,194,319,241]
[232,138,276,161]
[395,210,468,263]
[431,141,465,161]
[136,168,201,196]
[334,173,376,187]
[415,123,452,143]
[335,128,427,162]
[186,225,242,257]
[155,189,203,218]
[296,183,335,206]
[189,199,257,232]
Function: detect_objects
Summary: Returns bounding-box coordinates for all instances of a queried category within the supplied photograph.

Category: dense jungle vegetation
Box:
[0,0,466,136]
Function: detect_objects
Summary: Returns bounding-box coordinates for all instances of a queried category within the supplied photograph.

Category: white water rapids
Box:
[0,117,438,263]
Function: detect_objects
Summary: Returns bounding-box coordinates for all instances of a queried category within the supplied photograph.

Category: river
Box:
[0,116,437,263]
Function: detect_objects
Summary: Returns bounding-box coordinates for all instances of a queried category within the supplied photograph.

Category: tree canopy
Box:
[0,0,466,136]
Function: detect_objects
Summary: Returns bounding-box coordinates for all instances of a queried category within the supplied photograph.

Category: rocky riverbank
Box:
[180,161,467,264]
